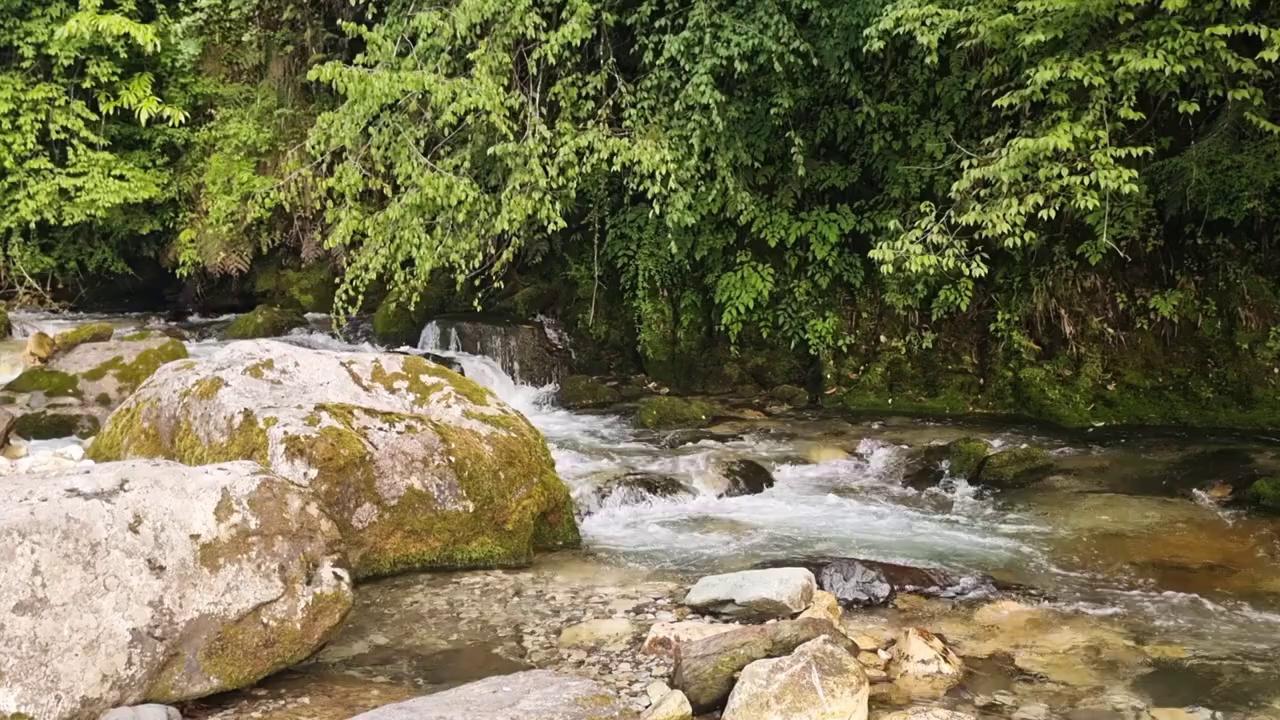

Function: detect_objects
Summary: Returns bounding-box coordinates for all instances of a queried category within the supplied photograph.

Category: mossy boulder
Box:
[1245,477,1280,512]
[371,295,429,347]
[634,396,717,430]
[13,410,100,440]
[224,305,307,340]
[91,340,580,578]
[767,384,810,407]
[253,261,337,313]
[53,322,115,352]
[556,375,621,409]
[22,331,56,365]
[0,459,352,720]
[946,437,991,481]
[976,447,1054,489]
[47,337,188,410]
[4,367,81,397]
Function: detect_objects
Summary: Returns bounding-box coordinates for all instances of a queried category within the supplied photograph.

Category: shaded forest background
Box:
[4,0,1280,427]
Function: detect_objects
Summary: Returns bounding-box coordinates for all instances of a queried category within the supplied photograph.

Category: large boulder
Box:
[683,567,815,618]
[0,460,352,720]
[346,670,632,720]
[634,396,717,430]
[47,335,189,410]
[672,617,856,712]
[89,340,579,578]
[223,305,307,340]
[722,636,869,720]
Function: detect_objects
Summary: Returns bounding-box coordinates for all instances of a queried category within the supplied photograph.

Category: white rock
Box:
[641,689,693,720]
[798,589,842,625]
[346,670,632,719]
[0,460,352,720]
[640,621,740,657]
[645,681,673,704]
[722,635,869,720]
[55,443,86,462]
[683,568,816,618]
[99,705,183,720]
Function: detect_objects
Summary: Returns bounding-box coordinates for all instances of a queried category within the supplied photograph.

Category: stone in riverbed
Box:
[47,336,189,410]
[223,304,307,339]
[592,473,695,510]
[683,567,815,618]
[634,396,717,430]
[672,617,857,712]
[881,709,976,720]
[345,670,632,719]
[642,689,693,720]
[0,406,14,448]
[557,374,621,409]
[640,621,740,658]
[722,635,869,720]
[23,330,56,365]
[99,705,183,720]
[798,589,842,625]
[814,557,991,606]
[717,458,775,497]
[0,460,352,720]
[53,321,115,352]
[975,447,1054,489]
[89,340,579,578]
[888,627,964,697]
[558,618,637,650]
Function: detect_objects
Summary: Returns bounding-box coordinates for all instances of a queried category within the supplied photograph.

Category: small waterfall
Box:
[417,315,567,387]
[418,319,556,415]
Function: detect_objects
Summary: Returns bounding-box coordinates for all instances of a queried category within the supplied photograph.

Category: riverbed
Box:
[5,310,1280,718]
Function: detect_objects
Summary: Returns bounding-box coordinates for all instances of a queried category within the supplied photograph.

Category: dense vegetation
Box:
[4,0,1280,427]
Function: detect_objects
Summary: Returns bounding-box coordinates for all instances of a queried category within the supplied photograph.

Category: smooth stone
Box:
[99,706,182,720]
[345,670,631,719]
[641,690,693,720]
[683,567,815,618]
[640,621,739,657]
[722,635,869,720]
[889,627,964,697]
[798,590,842,625]
[558,618,638,649]
[1012,703,1051,720]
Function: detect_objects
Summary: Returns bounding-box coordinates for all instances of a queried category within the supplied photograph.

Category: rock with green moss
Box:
[346,670,632,720]
[253,261,337,313]
[767,384,810,407]
[22,331,56,365]
[224,305,307,340]
[4,366,82,397]
[0,459,352,720]
[91,340,579,578]
[371,295,430,347]
[1245,477,1280,512]
[946,437,991,481]
[48,336,188,411]
[13,409,100,440]
[635,396,717,430]
[53,322,115,352]
[556,375,621,409]
[975,447,1054,489]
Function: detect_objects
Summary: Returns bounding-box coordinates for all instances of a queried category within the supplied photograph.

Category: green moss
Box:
[977,447,1054,489]
[0,306,10,338]
[1246,477,1280,512]
[120,329,161,341]
[53,322,114,351]
[224,305,307,339]
[4,367,81,397]
[89,398,270,467]
[243,358,276,379]
[254,261,337,313]
[371,293,429,346]
[13,410,99,440]
[768,384,810,406]
[634,396,717,429]
[557,375,621,409]
[80,338,188,391]
[369,355,490,406]
[946,437,990,480]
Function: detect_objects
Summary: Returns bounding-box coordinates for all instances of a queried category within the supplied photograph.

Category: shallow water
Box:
[6,309,1280,715]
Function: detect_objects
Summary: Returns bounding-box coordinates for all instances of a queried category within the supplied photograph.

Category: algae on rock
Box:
[224,305,307,339]
[53,322,114,352]
[91,340,580,578]
[634,396,717,430]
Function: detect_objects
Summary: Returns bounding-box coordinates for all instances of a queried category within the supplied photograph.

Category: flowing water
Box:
[6,310,1280,716]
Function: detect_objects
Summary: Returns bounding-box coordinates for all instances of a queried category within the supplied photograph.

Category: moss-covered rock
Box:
[556,375,621,409]
[0,306,10,338]
[4,367,81,397]
[53,322,114,352]
[1245,477,1280,512]
[12,410,100,440]
[768,384,810,407]
[947,437,991,481]
[46,336,189,413]
[371,295,429,347]
[0,459,351,717]
[91,340,579,578]
[634,396,717,430]
[224,305,307,340]
[253,261,337,313]
[976,447,1054,489]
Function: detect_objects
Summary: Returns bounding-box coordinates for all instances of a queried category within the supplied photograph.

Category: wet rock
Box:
[24,330,56,365]
[557,375,621,409]
[811,558,994,607]
[672,617,856,712]
[223,305,307,340]
[946,437,991,481]
[89,340,579,579]
[975,447,1054,489]
[99,705,183,720]
[12,408,101,440]
[640,621,740,658]
[594,473,695,509]
[659,428,743,449]
[558,618,637,650]
[805,445,851,463]
[54,321,116,352]
[722,635,869,720]
[1012,703,1050,720]
[798,590,843,625]
[766,384,810,407]
[0,460,352,720]
[718,459,775,497]
[642,689,693,720]
[419,315,568,386]
[634,396,717,430]
[1244,476,1280,511]
[345,670,632,720]
[684,567,815,618]
[889,628,964,696]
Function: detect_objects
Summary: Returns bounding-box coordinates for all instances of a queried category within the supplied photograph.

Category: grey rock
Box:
[683,567,815,618]
[346,670,631,719]
[99,705,183,720]
[722,635,869,720]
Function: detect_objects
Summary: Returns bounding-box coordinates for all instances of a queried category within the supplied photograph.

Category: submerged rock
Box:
[346,670,632,720]
[593,473,695,510]
[717,458,775,497]
[975,447,1054,489]
[0,460,352,720]
[672,617,856,712]
[634,396,717,430]
[223,305,307,339]
[684,567,816,618]
[89,340,579,578]
[722,635,869,720]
